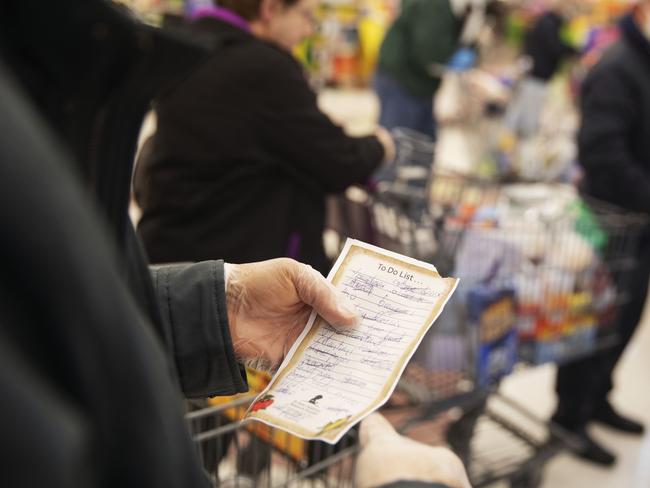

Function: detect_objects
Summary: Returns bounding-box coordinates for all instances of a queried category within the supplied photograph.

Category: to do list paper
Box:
[245,239,458,443]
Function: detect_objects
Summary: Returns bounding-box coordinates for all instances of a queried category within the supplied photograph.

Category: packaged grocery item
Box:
[467,285,518,386]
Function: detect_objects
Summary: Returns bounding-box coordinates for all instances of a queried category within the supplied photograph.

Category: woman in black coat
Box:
[134,0,393,273]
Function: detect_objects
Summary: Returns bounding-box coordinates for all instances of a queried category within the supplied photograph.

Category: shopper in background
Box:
[552,0,650,466]
[134,0,395,275]
[504,0,579,138]
[374,0,487,138]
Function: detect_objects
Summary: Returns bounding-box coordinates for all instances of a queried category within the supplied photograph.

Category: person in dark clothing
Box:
[134,0,394,274]
[552,2,650,467]
[524,8,578,82]
[505,3,578,138]
[374,0,487,138]
[0,1,466,487]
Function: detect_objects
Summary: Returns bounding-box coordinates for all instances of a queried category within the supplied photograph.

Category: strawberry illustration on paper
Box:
[251,394,274,412]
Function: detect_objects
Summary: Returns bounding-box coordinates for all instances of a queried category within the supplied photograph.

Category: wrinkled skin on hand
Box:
[225,258,360,372]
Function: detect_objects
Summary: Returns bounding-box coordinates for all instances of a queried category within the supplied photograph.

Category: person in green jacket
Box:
[375,0,486,138]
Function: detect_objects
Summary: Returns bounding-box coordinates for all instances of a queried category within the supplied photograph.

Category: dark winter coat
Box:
[0,2,246,487]
[524,11,577,81]
[135,18,384,273]
[578,13,650,213]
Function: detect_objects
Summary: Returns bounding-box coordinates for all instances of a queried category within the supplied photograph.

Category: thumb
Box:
[292,262,360,328]
[359,413,399,447]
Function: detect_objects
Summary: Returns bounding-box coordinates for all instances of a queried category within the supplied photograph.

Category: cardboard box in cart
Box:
[467,285,518,387]
[518,291,598,365]
[208,369,308,462]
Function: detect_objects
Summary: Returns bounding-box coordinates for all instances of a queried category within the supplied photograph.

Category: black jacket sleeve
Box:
[150,260,248,398]
[578,63,650,213]
[0,67,213,488]
[256,52,384,192]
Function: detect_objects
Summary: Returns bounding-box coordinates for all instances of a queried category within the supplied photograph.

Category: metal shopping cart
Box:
[187,368,361,488]
[363,170,649,487]
[325,127,436,251]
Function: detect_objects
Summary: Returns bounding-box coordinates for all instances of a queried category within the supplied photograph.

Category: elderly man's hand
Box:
[225,258,359,372]
[356,413,472,488]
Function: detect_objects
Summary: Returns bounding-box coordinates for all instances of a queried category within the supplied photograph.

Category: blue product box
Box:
[467,285,518,387]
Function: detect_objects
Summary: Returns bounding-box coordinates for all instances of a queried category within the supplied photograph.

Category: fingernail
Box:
[337,296,360,326]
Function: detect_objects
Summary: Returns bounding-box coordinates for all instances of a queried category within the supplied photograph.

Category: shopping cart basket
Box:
[363,172,649,487]
[187,393,360,488]
[370,172,649,369]
[325,127,435,251]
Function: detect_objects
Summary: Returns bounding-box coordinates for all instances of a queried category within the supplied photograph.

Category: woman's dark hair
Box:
[217,0,300,21]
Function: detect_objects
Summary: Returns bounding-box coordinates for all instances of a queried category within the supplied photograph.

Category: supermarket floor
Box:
[500,305,650,488]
